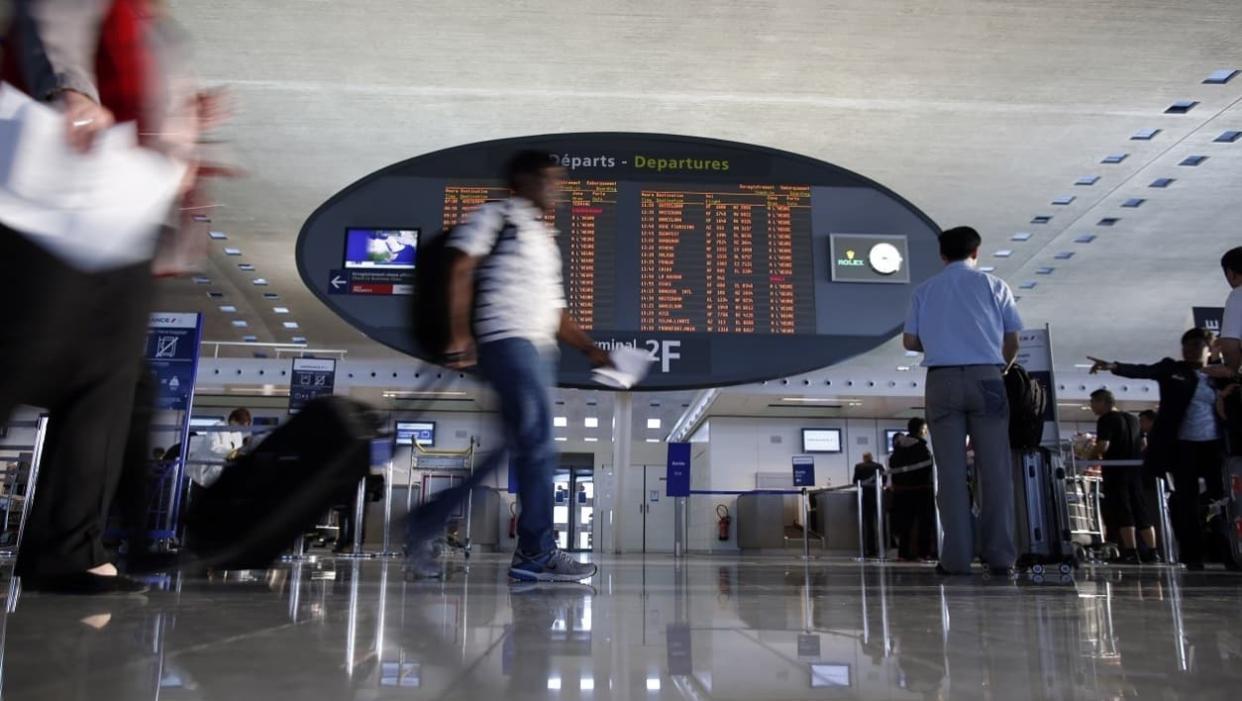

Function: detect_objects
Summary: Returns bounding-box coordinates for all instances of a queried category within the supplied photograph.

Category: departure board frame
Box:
[296,133,942,390]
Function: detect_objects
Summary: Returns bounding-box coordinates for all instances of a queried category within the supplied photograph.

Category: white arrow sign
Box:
[331,275,347,290]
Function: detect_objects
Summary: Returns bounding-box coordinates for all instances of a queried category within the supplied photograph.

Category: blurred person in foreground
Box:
[1089,328,1235,571]
[407,151,610,582]
[0,0,212,593]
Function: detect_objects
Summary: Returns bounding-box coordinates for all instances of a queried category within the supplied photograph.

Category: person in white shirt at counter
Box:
[186,408,251,488]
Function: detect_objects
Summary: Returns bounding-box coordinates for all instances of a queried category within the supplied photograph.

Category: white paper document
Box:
[592,346,656,389]
[0,84,186,271]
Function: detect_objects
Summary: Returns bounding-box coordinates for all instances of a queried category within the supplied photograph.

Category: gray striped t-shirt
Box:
[447,197,565,348]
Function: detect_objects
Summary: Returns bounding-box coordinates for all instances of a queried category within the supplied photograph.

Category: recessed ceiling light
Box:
[1214,130,1241,143]
[554,416,568,427]
[1031,215,1052,224]
[208,231,227,240]
[231,320,248,328]
[979,265,996,272]
[263,292,280,300]
[646,438,660,443]
[238,263,255,271]
[1075,234,1097,244]
[218,305,237,313]
[291,336,308,344]
[1164,100,1198,114]
[1051,195,1075,206]
[192,276,211,285]
[1054,251,1074,260]
[1101,154,1128,164]
[207,291,224,299]
[1019,281,1037,289]
[1204,68,1239,84]
[252,278,269,286]
[192,215,211,223]
[242,335,258,343]
[647,418,662,429]
[1075,175,1100,186]
[282,321,299,329]
[224,248,242,256]
[1011,232,1032,241]
[273,306,290,314]
[1131,128,1161,140]
[1122,198,1145,208]
[994,250,1013,258]
[584,437,599,443]
[554,437,568,442]
[1149,178,1174,188]
[1098,218,1120,227]
[1179,155,1208,166]
[1036,267,1055,275]
[584,417,599,428]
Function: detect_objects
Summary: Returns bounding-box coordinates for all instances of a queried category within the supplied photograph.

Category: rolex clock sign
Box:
[830,234,910,283]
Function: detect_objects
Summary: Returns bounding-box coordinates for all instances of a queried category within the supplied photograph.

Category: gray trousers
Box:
[925,365,1016,572]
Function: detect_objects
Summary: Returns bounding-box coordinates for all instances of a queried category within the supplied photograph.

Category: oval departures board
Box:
[296,133,941,390]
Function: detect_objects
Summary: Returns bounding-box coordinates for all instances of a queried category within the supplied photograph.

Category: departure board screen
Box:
[297,133,942,389]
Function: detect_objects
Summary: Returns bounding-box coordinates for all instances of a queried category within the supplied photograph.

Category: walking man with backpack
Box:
[903,226,1023,576]
[409,150,608,581]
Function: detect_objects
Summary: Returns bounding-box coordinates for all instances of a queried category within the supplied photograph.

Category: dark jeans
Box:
[1171,440,1225,566]
[892,487,937,560]
[408,338,557,556]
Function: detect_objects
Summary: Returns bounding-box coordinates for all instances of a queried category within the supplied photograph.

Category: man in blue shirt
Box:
[904,226,1023,575]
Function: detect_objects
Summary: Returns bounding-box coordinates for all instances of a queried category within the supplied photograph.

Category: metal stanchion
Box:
[856,484,866,560]
[874,475,886,561]
[801,488,810,560]
[351,478,367,557]
[381,459,396,556]
[14,416,49,559]
[1156,476,1177,565]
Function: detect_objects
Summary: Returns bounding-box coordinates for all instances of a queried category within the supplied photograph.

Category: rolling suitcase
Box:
[1013,448,1076,574]
[185,397,380,569]
[1222,456,1242,570]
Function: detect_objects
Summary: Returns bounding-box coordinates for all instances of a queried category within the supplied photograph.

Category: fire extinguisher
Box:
[508,501,519,540]
[716,504,731,541]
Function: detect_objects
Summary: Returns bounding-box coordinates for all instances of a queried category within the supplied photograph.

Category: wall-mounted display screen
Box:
[802,428,842,454]
[395,420,436,446]
[343,228,419,270]
[884,429,905,453]
[298,133,941,389]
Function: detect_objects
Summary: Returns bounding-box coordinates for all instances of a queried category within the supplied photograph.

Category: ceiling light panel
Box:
[1122,198,1145,208]
[1164,100,1198,114]
[1101,154,1128,164]
[1098,218,1120,226]
[1030,215,1052,224]
[1149,178,1174,188]
[1131,128,1161,140]
[1051,196,1075,205]
[584,417,599,428]
[1204,68,1239,84]
[224,248,242,256]
[208,231,227,240]
[1179,155,1208,166]
[554,417,568,427]
[1075,234,1097,244]
[1215,130,1241,143]
[1011,232,1032,241]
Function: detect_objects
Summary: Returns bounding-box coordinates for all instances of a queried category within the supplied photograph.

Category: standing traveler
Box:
[1206,247,1242,380]
[889,418,938,561]
[408,150,609,582]
[1089,328,1233,570]
[1088,390,1159,563]
[853,452,885,557]
[903,226,1022,576]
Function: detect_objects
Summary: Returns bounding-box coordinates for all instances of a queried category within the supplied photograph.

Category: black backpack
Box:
[409,215,514,362]
[1004,364,1047,450]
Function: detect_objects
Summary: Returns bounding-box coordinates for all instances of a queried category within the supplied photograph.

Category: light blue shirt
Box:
[1178,371,1221,442]
[905,261,1023,367]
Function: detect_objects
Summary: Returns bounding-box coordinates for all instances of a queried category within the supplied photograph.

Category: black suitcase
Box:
[1013,448,1077,574]
[185,397,380,569]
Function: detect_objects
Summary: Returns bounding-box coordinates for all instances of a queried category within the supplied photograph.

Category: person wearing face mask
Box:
[1088,328,1233,571]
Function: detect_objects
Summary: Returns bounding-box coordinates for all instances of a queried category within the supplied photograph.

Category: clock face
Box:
[868,242,903,275]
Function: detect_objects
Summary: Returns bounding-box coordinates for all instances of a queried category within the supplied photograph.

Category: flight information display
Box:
[297,133,942,389]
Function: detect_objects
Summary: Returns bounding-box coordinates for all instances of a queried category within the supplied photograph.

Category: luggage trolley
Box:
[1064,473,1114,564]
[410,439,477,559]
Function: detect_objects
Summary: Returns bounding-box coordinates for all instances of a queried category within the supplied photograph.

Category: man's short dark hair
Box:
[907,417,926,435]
[1222,247,1242,276]
[1138,409,1157,421]
[1090,389,1115,406]
[1182,327,1215,345]
[504,150,557,188]
[939,226,982,262]
[228,408,252,425]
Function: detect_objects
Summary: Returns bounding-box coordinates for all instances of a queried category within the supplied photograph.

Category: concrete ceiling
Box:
[158,0,1242,379]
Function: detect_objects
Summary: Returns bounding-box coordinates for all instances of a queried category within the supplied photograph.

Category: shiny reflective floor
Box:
[1,555,1241,700]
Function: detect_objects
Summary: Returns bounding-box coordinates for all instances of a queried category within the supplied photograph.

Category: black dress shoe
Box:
[23,572,150,595]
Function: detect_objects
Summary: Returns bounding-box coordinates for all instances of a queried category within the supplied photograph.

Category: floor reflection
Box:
[0,556,1240,700]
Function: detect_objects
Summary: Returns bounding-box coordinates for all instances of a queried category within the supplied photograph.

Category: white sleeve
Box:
[1220,289,1242,340]
[447,202,505,258]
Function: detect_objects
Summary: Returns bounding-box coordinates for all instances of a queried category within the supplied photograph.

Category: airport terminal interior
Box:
[2,0,1242,699]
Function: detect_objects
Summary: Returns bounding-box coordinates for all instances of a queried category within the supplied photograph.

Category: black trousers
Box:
[860,487,879,556]
[0,227,151,577]
[1101,466,1152,531]
[892,487,937,560]
[1170,440,1226,566]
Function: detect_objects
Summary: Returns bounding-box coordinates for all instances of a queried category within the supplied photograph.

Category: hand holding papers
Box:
[592,346,656,389]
